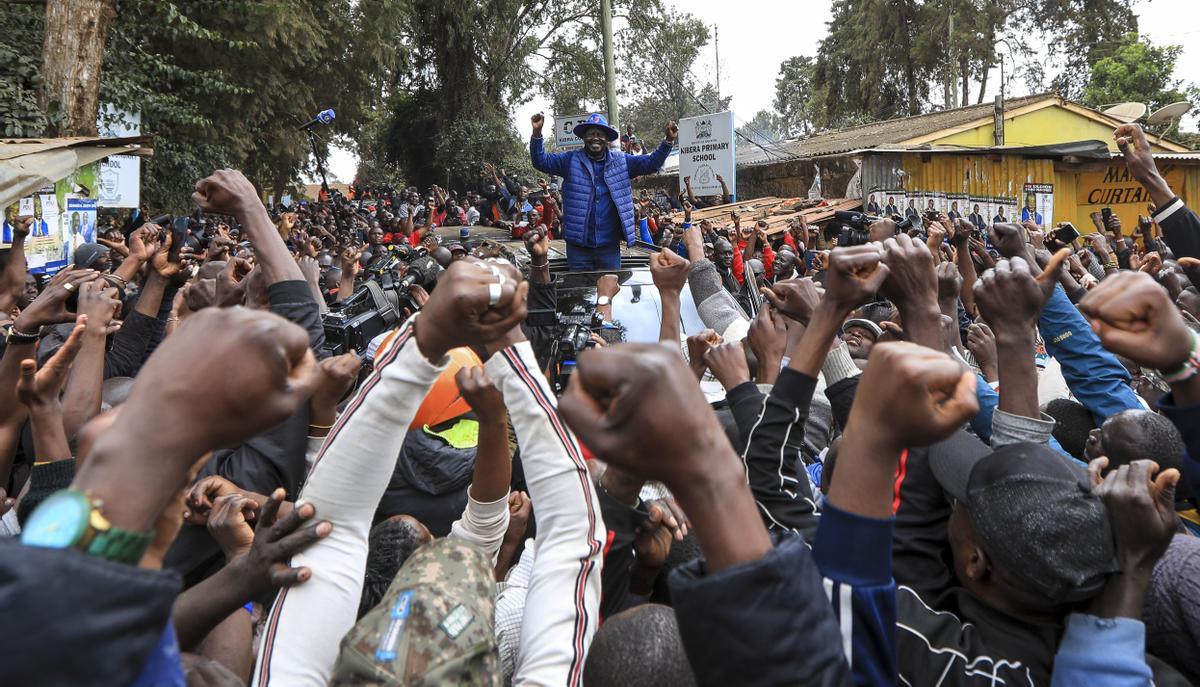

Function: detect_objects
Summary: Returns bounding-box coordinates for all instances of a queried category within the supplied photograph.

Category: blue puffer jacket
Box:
[530,136,672,246]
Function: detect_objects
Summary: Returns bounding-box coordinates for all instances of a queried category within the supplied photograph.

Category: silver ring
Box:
[496,272,507,287]
[487,282,502,306]
[63,282,75,293]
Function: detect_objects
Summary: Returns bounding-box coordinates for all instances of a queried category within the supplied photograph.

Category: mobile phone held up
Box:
[1053,222,1080,245]
[169,217,189,263]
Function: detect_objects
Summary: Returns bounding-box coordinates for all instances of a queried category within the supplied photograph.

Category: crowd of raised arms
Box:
[2,121,1200,687]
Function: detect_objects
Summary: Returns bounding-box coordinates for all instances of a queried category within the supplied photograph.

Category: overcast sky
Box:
[322,0,1200,181]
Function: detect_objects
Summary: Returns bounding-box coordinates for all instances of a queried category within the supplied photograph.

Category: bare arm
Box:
[0,219,30,315]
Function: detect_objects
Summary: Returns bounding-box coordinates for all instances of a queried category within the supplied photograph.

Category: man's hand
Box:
[531,112,545,135]
[988,223,1028,260]
[949,218,972,245]
[9,215,33,239]
[848,342,979,448]
[311,353,362,412]
[297,255,320,285]
[184,475,256,525]
[966,323,998,381]
[649,247,690,294]
[207,493,259,562]
[746,305,787,382]
[339,245,363,276]
[107,306,320,457]
[1078,271,1194,370]
[880,233,937,311]
[973,253,1067,334]
[1139,251,1163,276]
[633,502,676,571]
[685,329,721,379]
[559,343,734,486]
[192,169,261,218]
[936,261,962,308]
[13,268,101,332]
[597,273,619,300]
[76,279,122,335]
[126,225,160,264]
[151,231,184,278]
[415,258,529,362]
[17,316,87,409]
[1089,457,1179,574]
[523,227,550,263]
[760,277,822,324]
[215,257,253,307]
[1115,124,1162,188]
[455,366,507,424]
[703,341,751,392]
[226,489,331,598]
[665,120,679,143]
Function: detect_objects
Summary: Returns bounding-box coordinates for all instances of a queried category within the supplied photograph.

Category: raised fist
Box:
[847,342,979,448]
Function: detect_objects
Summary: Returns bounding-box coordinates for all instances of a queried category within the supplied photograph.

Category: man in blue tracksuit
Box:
[529,112,676,270]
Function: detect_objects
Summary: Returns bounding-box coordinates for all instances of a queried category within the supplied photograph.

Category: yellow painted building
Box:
[733,93,1197,238]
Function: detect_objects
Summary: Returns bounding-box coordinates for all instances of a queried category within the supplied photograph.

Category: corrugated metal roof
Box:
[1120,151,1200,161]
[737,94,1056,166]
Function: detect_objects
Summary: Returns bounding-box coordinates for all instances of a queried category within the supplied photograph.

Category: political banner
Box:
[1021,183,1053,229]
[677,111,735,198]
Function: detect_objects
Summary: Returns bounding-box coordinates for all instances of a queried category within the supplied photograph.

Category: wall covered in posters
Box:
[1,162,100,273]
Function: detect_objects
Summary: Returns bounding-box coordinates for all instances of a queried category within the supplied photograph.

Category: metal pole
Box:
[714,25,720,105]
[601,0,619,129]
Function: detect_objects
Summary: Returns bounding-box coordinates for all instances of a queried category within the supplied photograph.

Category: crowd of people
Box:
[0,116,1199,687]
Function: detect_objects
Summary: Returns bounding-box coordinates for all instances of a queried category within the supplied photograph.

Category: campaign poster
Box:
[677,111,736,198]
[1,164,100,273]
[1020,183,1053,229]
[878,190,903,218]
[947,193,968,221]
[903,192,924,225]
[66,198,98,255]
[991,196,1017,224]
[929,191,947,214]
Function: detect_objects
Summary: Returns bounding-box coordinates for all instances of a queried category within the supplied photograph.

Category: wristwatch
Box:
[21,489,155,565]
[596,296,612,306]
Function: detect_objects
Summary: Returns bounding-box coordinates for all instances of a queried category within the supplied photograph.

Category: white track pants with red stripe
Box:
[486,342,604,687]
[251,320,444,686]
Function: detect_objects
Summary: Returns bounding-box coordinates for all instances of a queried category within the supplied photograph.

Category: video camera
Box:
[320,246,443,356]
[526,274,617,394]
[832,210,914,246]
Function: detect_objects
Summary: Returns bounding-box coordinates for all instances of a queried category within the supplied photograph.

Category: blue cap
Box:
[572,113,618,142]
[460,227,470,239]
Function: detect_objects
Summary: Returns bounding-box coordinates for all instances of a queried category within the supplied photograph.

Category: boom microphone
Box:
[298,108,336,131]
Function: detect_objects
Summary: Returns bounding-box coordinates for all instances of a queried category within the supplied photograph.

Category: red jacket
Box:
[732,238,775,285]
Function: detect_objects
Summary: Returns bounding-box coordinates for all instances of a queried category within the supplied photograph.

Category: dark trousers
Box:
[566,242,621,271]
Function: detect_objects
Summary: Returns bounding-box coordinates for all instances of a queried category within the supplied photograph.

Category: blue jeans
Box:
[566,242,621,271]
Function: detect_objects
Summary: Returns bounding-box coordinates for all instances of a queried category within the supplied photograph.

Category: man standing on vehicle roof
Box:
[529,112,677,270]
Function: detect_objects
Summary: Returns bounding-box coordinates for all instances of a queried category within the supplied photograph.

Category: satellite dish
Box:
[1102,102,1148,123]
[1147,101,1193,127]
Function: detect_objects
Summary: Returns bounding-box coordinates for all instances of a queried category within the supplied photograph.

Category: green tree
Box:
[737,109,784,145]
[773,56,814,137]
[811,0,928,129]
[1082,33,1195,113]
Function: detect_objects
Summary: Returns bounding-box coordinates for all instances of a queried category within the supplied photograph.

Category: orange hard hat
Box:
[409,346,481,430]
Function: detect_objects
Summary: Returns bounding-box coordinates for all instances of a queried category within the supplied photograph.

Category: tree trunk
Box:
[40,0,116,136]
[976,64,989,105]
[961,57,970,107]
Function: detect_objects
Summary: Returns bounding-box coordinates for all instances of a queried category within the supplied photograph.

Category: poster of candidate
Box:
[1021,183,1054,230]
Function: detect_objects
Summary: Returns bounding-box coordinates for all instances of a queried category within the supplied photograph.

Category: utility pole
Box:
[601,0,619,128]
[714,25,721,106]
[948,10,957,109]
